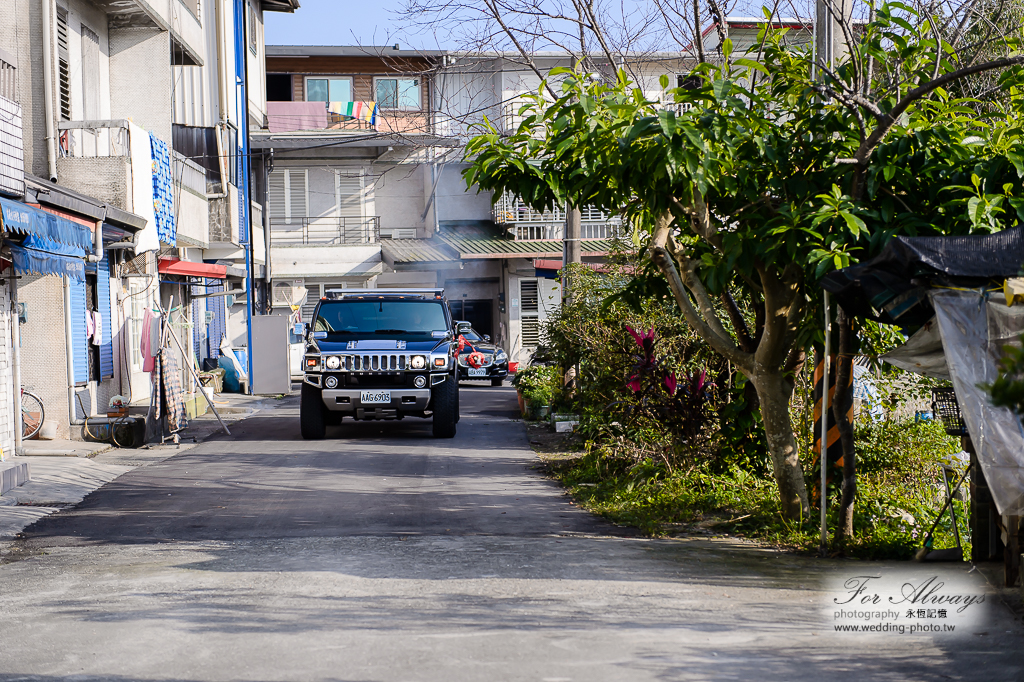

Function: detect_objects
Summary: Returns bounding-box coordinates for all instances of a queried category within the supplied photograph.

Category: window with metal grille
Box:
[521,317,540,348]
[56,7,71,120]
[520,279,539,312]
[269,168,308,225]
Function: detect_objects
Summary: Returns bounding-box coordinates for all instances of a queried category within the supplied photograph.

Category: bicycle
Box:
[21,387,44,440]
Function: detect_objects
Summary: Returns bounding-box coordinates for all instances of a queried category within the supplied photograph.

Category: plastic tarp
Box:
[929,290,1024,515]
[881,318,950,379]
[821,226,1024,327]
[0,196,94,251]
[8,234,86,281]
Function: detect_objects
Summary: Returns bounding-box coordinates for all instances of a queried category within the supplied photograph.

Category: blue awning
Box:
[9,235,86,281]
[0,196,94,252]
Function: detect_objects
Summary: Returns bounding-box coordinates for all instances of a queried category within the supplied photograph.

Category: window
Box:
[519,279,540,348]
[56,7,70,120]
[129,280,149,371]
[305,77,351,104]
[268,168,308,225]
[314,301,448,336]
[375,78,420,110]
[248,2,258,54]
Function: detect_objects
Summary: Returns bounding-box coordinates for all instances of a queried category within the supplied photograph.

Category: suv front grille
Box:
[342,354,410,371]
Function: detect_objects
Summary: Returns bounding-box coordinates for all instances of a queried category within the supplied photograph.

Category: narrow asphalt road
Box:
[0,385,1021,681]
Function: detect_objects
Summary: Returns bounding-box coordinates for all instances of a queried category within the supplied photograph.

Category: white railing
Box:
[251,201,264,228]
[57,119,131,158]
[172,150,207,196]
[271,216,381,245]
[512,223,622,241]
[492,192,622,240]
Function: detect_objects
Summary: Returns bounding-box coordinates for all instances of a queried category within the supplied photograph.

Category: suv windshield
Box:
[315,300,449,335]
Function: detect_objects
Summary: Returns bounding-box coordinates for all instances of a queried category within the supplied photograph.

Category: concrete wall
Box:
[175,184,210,248]
[109,28,172,143]
[271,244,382,279]
[436,163,493,225]
[56,157,132,211]
[372,163,428,236]
[1,0,47,178]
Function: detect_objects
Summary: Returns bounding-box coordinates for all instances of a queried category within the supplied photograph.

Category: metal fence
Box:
[172,150,207,196]
[512,222,622,241]
[57,119,130,158]
[492,192,620,229]
[270,216,382,245]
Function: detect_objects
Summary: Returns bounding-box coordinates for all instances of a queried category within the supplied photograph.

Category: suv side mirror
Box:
[483,334,491,343]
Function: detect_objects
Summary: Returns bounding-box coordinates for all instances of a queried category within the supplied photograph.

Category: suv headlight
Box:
[411,355,426,369]
[325,356,341,370]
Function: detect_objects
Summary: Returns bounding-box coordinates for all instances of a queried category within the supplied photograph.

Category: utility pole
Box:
[814,0,853,75]
[563,204,582,274]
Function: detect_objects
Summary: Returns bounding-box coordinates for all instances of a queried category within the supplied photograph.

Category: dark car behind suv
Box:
[454,321,509,386]
[300,289,460,439]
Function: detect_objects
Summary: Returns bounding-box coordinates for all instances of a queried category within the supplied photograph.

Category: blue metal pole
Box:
[235,0,254,393]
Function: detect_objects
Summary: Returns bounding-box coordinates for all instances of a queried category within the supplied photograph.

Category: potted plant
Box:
[511,365,555,419]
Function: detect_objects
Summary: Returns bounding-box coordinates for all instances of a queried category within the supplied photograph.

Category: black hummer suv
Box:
[300,289,460,440]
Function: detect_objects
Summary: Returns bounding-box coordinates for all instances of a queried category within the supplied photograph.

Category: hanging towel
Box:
[91,311,103,346]
[141,309,157,373]
[128,122,158,254]
[328,101,377,125]
[86,309,95,341]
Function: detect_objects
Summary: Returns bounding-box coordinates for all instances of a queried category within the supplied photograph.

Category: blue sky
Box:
[264,0,426,48]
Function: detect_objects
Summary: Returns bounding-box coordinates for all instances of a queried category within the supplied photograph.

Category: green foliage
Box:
[511,364,559,409]
[544,263,768,471]
[548,418,966,559]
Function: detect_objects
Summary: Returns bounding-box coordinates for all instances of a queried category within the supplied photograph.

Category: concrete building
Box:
[260,47,697,365]
[0,0,297,445]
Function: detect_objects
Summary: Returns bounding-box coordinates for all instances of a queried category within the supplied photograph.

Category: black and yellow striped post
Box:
[811,350,853,498]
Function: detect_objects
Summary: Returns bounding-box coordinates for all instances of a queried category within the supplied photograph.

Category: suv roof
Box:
[322,288,445,301]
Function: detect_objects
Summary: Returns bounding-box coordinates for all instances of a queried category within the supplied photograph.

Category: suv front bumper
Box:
[321,388,432,412]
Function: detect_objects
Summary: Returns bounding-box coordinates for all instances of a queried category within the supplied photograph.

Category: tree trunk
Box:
[831,308,857,550]
[752,370,811,520]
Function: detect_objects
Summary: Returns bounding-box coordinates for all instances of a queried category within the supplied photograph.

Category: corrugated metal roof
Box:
[438,234,615,259]
[380,238,458,264]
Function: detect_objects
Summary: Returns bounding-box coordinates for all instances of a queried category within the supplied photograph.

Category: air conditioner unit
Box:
[272,280,308,308]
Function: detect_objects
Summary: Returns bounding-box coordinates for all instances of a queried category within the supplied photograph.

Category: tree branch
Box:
[650,210,752,371]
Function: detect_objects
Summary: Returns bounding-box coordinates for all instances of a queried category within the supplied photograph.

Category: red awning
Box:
[158,257,227,279]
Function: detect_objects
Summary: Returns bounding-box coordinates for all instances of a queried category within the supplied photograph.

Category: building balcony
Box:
[55,119,209,247]
[271,216,382,245]
[491,192,622,241]
[265,101,433,137]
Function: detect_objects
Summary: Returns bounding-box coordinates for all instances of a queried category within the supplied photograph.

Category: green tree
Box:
[464,4,1024,519]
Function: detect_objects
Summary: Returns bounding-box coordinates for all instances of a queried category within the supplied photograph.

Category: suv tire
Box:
[432,377,458,438]
[300,382,327,440]
[491,377,503,387]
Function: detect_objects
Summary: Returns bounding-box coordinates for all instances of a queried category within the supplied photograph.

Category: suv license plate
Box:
[468,368,487,377]
[360,390,391,404]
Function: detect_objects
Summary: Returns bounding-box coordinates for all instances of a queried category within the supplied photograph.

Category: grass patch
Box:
[534,419,968,559]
